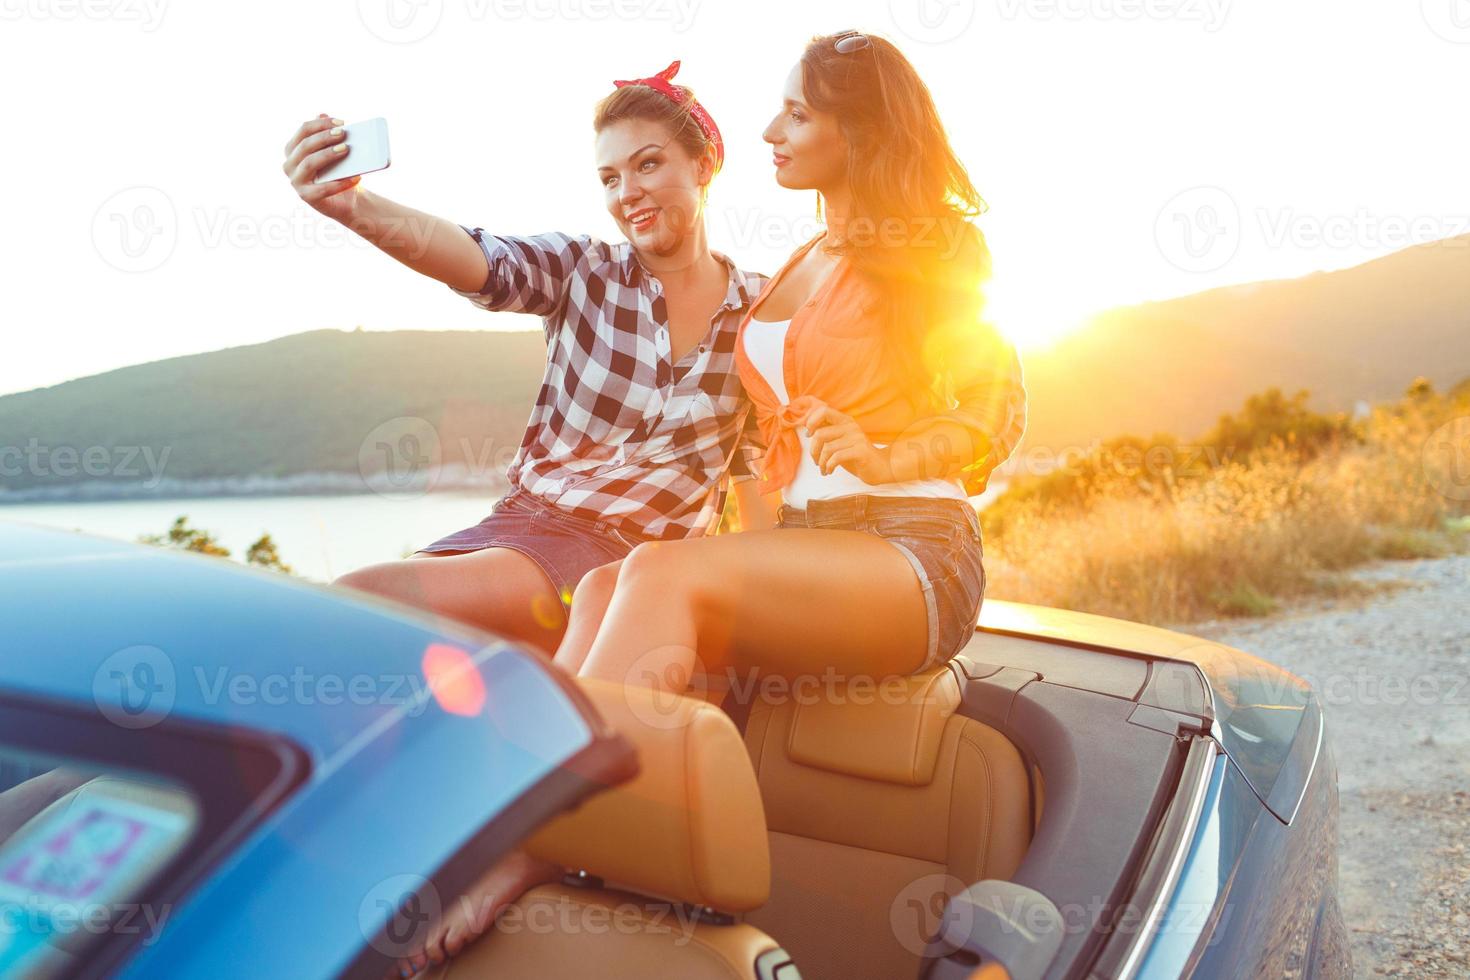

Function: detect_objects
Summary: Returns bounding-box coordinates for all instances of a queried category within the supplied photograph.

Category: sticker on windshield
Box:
[0,782,194,973]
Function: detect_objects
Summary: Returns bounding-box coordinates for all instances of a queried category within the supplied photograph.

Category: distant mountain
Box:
[3,234,1467,499]
[0,329,546,499]
[1020,234,1470,449]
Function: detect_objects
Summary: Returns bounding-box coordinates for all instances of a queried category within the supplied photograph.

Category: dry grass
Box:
[982,389,1470,626]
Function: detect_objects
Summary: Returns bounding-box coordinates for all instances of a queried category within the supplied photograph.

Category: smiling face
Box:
[762,63,849,192]
[596,117,712,257]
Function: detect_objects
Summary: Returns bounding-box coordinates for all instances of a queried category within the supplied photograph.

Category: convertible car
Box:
[0,521,1350,979]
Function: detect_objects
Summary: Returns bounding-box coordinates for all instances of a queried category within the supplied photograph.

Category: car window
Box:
[0,756,198,978]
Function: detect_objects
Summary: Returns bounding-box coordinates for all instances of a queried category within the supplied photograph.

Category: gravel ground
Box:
[1181,553,1470,978]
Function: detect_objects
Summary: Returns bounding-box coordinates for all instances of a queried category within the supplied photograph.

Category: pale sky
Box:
[3,0,1467,397]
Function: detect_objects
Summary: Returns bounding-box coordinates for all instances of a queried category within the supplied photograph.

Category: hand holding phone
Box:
[312,117,391,184]
[283,114,390,225]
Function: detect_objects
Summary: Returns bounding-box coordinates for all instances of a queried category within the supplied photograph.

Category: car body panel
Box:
[0,521,540,754]
[979,600,1316,824]
[1135,734,1349,978]
[0,521,625,979]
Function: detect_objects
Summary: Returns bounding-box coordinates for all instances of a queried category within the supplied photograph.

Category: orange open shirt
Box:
[734,233,1028,497]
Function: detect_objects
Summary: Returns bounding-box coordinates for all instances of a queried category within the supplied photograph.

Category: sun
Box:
[984,276,1096,354]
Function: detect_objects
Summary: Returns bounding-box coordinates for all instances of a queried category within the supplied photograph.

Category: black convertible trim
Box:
[923,652,1194,979]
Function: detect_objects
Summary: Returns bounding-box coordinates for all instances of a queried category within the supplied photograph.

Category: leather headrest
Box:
[782,667,961,786]
[523,678,770,912]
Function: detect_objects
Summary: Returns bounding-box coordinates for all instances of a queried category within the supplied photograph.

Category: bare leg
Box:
[554,559,729,706]
[551,560,621,676]
[334,547,568,656]
[575,529,931,697]
[392,850,561,978]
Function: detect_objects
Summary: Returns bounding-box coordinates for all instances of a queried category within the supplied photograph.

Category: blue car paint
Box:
[1132,728,1348,977]
[0,522,599,978]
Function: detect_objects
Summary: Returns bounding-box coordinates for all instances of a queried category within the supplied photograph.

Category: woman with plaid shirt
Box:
[282,64,771,663]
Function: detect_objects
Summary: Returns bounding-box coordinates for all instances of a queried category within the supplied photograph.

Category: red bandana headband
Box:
[612,60,725,171]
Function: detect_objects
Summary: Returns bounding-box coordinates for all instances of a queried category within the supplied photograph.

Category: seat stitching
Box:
[753,705,773,780]
[749,706,775,821]
[956,730,995,879]
[683,715,703,906]
[908,674,937,781]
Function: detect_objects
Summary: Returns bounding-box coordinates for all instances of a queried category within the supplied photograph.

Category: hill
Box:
[3,233,1467,499]
[1020,233,1470,448]
[0,329,545,498]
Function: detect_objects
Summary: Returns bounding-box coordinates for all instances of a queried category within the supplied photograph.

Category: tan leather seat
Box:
[741,665,1032,980]
[428,678,794,980]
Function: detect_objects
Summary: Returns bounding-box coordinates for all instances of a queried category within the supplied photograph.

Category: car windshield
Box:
[0,754,199,977]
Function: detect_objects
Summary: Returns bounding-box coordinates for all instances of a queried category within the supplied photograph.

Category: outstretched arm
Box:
[282,114,488,291]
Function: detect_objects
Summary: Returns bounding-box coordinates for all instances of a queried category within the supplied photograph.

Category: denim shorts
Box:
[774,494,986,672]
[414,488,644,610]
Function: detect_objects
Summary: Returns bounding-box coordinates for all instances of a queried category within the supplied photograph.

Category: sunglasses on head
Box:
[833,31,871,54]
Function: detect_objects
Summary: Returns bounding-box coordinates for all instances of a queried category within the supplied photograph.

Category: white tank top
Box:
[741,318,968,508]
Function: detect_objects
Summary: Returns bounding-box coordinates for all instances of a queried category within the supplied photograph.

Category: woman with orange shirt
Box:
[553,30,1028,696]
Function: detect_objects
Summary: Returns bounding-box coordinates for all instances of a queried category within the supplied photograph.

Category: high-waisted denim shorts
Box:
[774,494,986,671]
[414,488,644,610]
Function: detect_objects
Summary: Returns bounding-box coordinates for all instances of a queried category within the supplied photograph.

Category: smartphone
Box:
[313,116,391,184]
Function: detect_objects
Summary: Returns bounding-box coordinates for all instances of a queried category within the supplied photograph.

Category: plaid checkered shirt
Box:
[449,225,769,540]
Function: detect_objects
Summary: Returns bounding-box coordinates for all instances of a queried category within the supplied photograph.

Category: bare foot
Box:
[392,849,561,977]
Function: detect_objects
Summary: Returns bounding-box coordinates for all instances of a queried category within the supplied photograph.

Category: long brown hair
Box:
[801,31,992,406]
